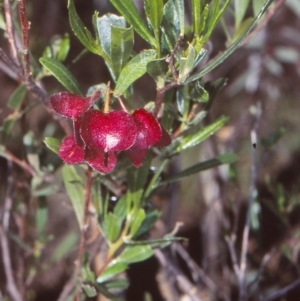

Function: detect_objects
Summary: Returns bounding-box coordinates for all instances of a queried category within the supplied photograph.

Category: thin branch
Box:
[260,278,300,301]
[239,102,262,301]
[0,161,23,301]
[225,235,241,281]
[154,82,178,116]
[17,0,31,83]
[74,167,94,301]
[0,48,23,79]
[3,0,20,66]
[57,274,76,301]
[173,243,218,293]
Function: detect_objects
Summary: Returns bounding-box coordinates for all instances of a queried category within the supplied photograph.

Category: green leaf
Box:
[252,0,266,16]
[8,84,27,110]
[117,245,154,264]
[160,153,238,185]
[162,0,180,48]
[128,208,146,238]
[51,231,78,262]
[36,197,48,242]
[174,115,228,153]
[111,25,134,79]
[109,0,155,46]
[127,155,152,209]
[103,279,129,290]
[39,57,82,95]
[103,212,122,242]
[96,14,126,58]
[44,137,60,154]
[144,0,164,47]
[191,0,201,36]
[146,58,168,78]
[113,195,127,220]
[235,0,250,28]
[174,0,185,35]
[57,33,71,61]
[68,0,104,57]
[115,49,156,95]
[178,44,196,84]
[62,165,84,228]
[1,113,18,143]
[186,0,274,83]
[82,283,97,298]
[134,210,161,237]
[97,262,128,283]
[125,236,185,248]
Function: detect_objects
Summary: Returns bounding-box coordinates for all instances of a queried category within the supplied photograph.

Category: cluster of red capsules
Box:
[50,90,171,173]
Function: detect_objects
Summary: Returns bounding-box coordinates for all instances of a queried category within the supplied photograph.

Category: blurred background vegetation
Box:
[1,0,300,300]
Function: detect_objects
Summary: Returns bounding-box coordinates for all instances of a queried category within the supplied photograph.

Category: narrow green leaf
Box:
[117,245,154,264]
[44,137,60,154]
[125,236,185,248]
[127,155,152,210]
[178,44,196,84]
[82,284,97,298]
[96,15,126,58]
[129,208,146,238]
[235,0,250,28]
[160,153,238,185]
[144,0,164,43]
[186,0,274,83]
[97,262,128,283]
[57,33,70,61]
[252,0,266,16]
[62,165,84,228]
[191,0,201,36]
[51,231,78,262]
[162,0,180,47]
[134,210,161,237]
[103,212,122,242]
[115,49,156,95]
[68,0,104,56]
[103,279,129,290]
[113,195,127,220]
[8,84,27,110]
[146,58,168,78]
[39,57,82,95]
[174,0,185,35]
[111,25,134,78]
[109,0,155,46]
[2,114,18,143]
[174,115,228,153]
[36,197,48,242]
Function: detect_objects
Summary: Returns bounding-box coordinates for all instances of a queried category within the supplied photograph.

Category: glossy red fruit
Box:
[58,135,85,164]
[154,127,172,147]
[50,90,101,119]
[126,147,148,168]
[85,148,117,173]
[80,110,137,152]
[132,109,162,145]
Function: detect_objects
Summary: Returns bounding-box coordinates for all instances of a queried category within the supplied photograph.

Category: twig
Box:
[239,102,262,301]
[173,243,218,293]
[57,274,76,301]
[154,82,178,117]
[1,148,38,177]
[17,0,31,83]
[242,0,286,46]
[153,35,183,117]
[3,0,20,66]
[0,161,23,301]
[260,278,300,301]
[225,235,241,281]
[74,167,94,301]
[0,48,23,79]
[247,248,275,291]
[155,249,203,301]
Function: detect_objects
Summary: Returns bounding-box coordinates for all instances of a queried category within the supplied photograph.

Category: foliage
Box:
[4,0,300,301]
